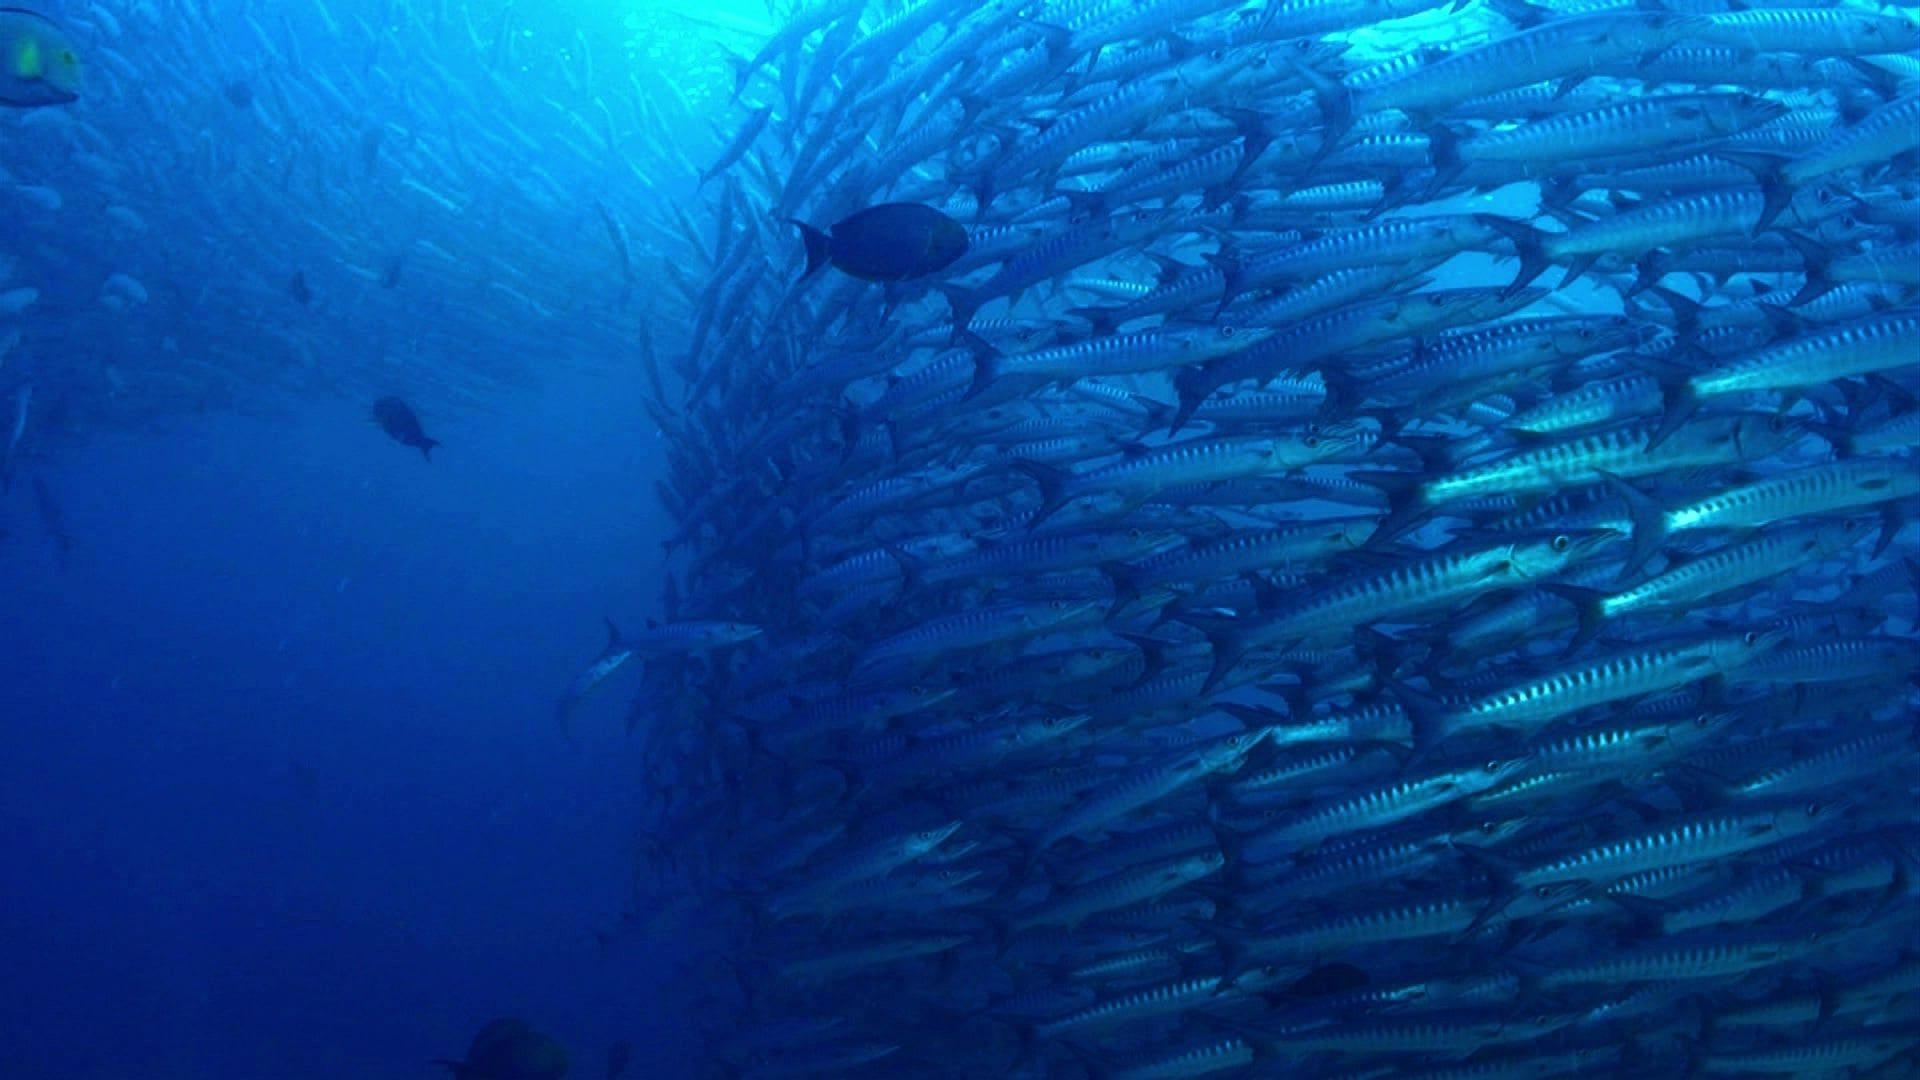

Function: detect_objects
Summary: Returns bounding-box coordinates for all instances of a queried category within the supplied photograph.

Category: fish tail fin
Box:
[1056,188,1105,221]
[789,219,832,281]
[1473,213,1551,299]
[1068,306,1118,336]
[420,439,438,461]
[1540,584,1610,655]
[1194,620,1248,695]
[723,51,753,102]
[962,339,1003,402]
[1422,122,1466,197]
[1006,458,1070,529]
[1386,681,1450,758]
[940,284,983,337]
[1713,148,1793,235]
[1598,470,1668,580]
[1642,283,1704,339]
[1102,563,1143,610]
[1350,470,1431,546]
[1775,228,1836,307]
[1169,365,1213,435]
[882,541,928,595]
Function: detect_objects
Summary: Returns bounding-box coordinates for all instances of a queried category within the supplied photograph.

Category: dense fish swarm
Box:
[617,0,1920,1075]
[0,0,692,463]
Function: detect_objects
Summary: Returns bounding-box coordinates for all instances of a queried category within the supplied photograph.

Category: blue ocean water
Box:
[2,374,676,1076]
[7,0,1920,1076]
[0,1,746,1075]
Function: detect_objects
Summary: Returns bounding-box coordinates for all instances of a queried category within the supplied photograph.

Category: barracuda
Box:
[1685,308,1920,398]
[1398,413,1802,513]
[1531,928,1827,989]
[1235,759,1525,857]
[616,0,1920,1067]
[1355,11,1709,115]
[1173,287,1545,432]
[1011,849,1227,934]
[964,323,1273,403]
[1612,458,1920,573]
[1555,518,1870,635]
[1439,92,1786,169]
[1199,530,1616,690]
[1431,631,1784,739]
[1030,731,1266,852]
[1506,801,1834,891]
[853,597,1106,680]
[1010,429,1362,529]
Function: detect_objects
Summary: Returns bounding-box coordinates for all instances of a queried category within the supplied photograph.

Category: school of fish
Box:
[0,0,724,535]
[607,0,1920,1076]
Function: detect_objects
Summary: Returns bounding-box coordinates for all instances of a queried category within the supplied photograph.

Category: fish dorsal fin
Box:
[604,618,624,648]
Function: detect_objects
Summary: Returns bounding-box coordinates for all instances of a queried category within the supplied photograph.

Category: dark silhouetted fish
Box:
[433,1018,567,1080]
[790,203,968,283]
[288,271,311,305]
[371,396,438,461]
[222,79,252,108]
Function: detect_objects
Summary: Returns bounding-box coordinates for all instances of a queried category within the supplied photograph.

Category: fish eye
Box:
[1807,801,1823,817]
[1221,325,1236,338]
[1486,760,1500,771]
[1552,534,1571,552]
[1129,527,1142,538]
[1744,631,1759,645]
[1534,886,1551,898]
[1304,434,1320,448]
[1579,327,1593,338]
[1694,712,1713,727]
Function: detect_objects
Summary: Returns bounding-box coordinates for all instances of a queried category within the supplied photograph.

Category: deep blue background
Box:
[0,367,681,1076]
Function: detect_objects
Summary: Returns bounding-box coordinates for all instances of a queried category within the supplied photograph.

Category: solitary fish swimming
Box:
[790,203,969,283]
[556,619,639,735]
[0,8,80,108]
[433,1018,568,1080]
[372,396,440,461]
